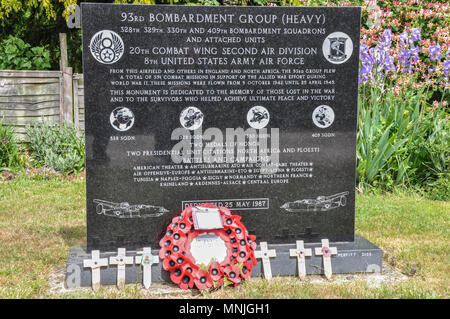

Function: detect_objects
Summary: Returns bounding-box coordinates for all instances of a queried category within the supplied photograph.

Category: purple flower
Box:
[1,138,8,143]
[444,60,450,80]
[383,55,395,71]
[410,46,420,62]
[399,31,409,47]
[382,29,392,48]
[400,50,412,73]
[359,64,373,82]
[359,44,374,83]
[411,28,421,42]
[429,46,441,61]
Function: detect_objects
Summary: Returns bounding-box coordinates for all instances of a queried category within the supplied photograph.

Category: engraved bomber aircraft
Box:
[93,199,168,218]
[280,191,349,213]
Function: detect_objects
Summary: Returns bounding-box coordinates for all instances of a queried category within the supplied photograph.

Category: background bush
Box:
[357,83,449,200]
[25,120,85,175]
[0,36,51,70]
[0,119,23,169]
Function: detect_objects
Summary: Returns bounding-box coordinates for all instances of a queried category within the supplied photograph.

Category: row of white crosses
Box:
[83,247,159,290]
[84,239,337,290]
[255,239,337,280]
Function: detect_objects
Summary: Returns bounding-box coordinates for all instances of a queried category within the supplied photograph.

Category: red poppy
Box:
[228,218,246,240]
[236,247,250,262]
[162,252,185,271]
[176,216,192,234]
[178,263,195,290]
[193,269,213,290]
[170,267,184,284]
[222,214,242,228]
[170,230,187,246]
[208,262,223,281]
[179,273,195,290]
[322,246,332,257]
[158,245,171,260]
[224,265,241,285]
[240,260,253,280]
[159,234,175,249]
[247,235,257,250]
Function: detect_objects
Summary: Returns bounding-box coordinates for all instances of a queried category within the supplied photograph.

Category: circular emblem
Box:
[89,30,124,64]
[312,105,335,128]
[159,204,257,290]
[142,254,156,265]
[180,107,203,130]
[322,32,353,64]
[247,106,270,129]
[110,107,135,131]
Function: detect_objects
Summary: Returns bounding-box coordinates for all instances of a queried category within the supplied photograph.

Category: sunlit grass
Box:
[0,179,448,298]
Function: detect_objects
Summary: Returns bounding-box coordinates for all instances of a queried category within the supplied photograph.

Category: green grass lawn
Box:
[0,179,448,298]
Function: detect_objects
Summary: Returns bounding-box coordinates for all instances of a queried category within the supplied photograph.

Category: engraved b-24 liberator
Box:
[280,191,349,213]
[93,199,168,218]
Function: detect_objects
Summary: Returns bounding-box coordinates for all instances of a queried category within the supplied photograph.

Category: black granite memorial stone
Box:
[82,4,362,251]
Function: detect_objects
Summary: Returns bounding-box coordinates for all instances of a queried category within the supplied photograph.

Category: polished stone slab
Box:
[82,4,362,250]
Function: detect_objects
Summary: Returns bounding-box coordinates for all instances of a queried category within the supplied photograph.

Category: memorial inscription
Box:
[82,4,361,250]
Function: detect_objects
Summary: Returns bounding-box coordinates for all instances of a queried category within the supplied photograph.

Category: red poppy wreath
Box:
[159,203,257,290]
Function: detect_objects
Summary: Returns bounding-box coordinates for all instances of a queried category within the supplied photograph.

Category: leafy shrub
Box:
[25,120,85,175]
[0,119,23,169]
[357,83,449,199]
[0,36,51,70]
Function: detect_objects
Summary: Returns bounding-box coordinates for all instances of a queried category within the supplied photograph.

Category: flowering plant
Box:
[24,165,63,180]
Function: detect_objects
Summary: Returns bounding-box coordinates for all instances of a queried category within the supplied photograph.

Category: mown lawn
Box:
[0,179,448,298]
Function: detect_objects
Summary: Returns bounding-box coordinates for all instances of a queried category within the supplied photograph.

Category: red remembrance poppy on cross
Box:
[322,246,332,257]
[159,203,257,290]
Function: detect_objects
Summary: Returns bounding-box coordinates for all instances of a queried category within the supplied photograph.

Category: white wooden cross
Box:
[254,242,277,280]
[109,248,134,288]
[314,239,338,280]
[83,250,108,291]
[289,240,312,280]
[135,247,159,289]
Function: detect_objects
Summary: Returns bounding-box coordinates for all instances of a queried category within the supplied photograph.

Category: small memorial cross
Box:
[289,240,312,280]
[109,248,134,288]
[135,247,159,289]
[83,250,108,290]
[254,242,277,280]
[314,239,337,279]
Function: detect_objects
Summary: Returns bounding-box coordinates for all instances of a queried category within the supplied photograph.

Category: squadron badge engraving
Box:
[322,32,353,64]
[247,105,270,129]
[89,30,124,64]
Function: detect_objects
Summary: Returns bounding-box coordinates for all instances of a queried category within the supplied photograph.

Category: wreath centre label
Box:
[190,233,228,265]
